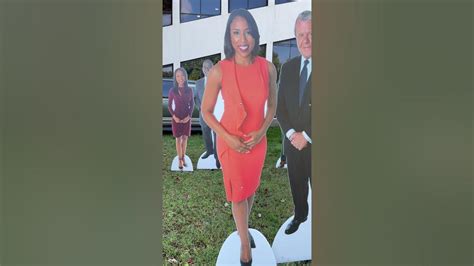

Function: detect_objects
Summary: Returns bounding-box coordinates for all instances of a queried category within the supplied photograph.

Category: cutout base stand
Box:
[217,228,276,266]
[170,155,193,172]
[272,185,312,263]
[196,151,219,170]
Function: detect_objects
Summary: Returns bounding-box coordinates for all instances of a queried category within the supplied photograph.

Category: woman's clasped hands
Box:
[243,130,265,149]
[173,115,191,124]
[224,129,265,154]
[224,134,251,154]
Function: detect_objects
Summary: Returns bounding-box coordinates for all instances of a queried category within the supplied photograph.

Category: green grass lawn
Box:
[162,127,310,265]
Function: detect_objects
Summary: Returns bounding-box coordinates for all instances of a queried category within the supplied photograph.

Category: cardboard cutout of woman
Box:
[201,9,278,265]
[169,68,194,171]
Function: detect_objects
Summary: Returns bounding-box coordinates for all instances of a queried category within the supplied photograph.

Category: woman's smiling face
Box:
[230,16,255,61]
[175,70,185,87]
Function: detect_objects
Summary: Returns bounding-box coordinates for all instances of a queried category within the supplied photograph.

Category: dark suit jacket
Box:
[194,78,205,113]
[276,56,312,142]
[195,77,209,127]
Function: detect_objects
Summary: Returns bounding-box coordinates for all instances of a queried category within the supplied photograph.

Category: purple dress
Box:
[168,86,194,137]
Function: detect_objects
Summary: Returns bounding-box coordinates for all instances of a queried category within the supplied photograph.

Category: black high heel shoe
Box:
[240,258,252,266]
[248,232,256,248]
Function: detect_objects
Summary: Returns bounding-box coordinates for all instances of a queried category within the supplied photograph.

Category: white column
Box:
[221,0,229,14]
[172,0,180,26]
[221,0,229,61]
[173,0,180,71]
[266,42,273,63]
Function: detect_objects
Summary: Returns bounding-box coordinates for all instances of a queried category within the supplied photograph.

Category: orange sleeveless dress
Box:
[217,56,269,202]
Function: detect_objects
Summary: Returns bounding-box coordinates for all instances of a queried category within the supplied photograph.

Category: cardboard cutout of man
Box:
[195,59,220,168]
[277,130,287,168]
[276,10,312,235]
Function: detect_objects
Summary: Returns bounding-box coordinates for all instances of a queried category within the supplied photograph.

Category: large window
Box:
[272,38,300,79]
[180,0,221,23]
[163,0,172,26]
[180,53,221,81]
[275,0,295,4]
[163,64,174,79]
[229,0,268,13]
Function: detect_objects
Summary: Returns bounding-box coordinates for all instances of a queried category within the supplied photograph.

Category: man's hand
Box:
[289,132,308,151]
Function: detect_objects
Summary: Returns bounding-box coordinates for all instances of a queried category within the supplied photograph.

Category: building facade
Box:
[163,0,311,80]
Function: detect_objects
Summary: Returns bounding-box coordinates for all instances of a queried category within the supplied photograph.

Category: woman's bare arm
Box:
[262,61,278,132]
[244,61,278,148]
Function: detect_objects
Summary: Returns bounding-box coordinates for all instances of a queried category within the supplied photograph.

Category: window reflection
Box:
[163,64,174,78]
[163,64,174,98]
[229,0,268,13]
[248,0,267,9]
[163,0,172,26]
[258,44,267,58]
[272,38,300,79]
[180,53,221,81]
[181,0,221,23]
[275,0,296,4]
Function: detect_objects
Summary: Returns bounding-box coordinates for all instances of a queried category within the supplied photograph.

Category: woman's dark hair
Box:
[224,8,260,59]
[173,68,189,94]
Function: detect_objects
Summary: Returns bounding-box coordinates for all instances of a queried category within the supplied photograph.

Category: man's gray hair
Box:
[294,10,312,35]
[202,59,214,68]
